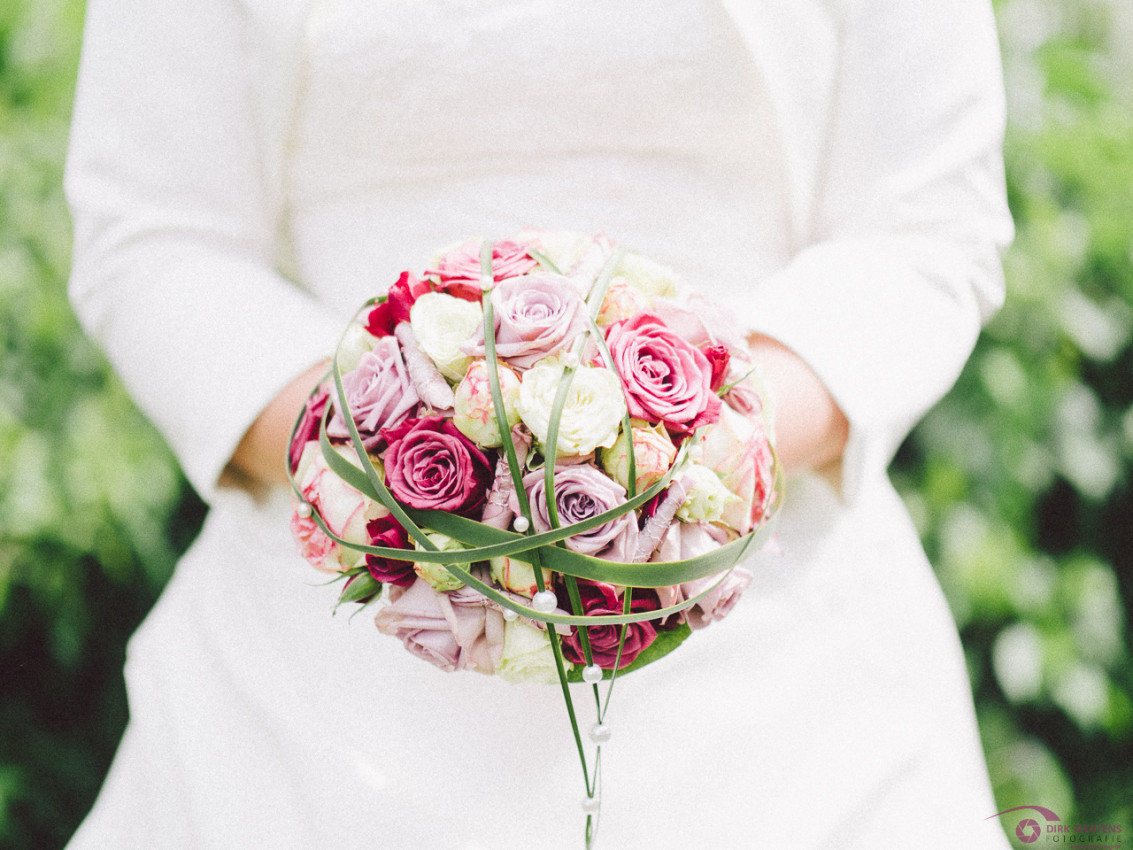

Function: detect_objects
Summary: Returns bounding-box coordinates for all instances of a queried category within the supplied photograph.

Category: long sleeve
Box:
[65,0,340,502]
[738,0,1014,498]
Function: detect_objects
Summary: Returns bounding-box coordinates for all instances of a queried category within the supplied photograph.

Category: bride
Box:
[65,0,1014,847]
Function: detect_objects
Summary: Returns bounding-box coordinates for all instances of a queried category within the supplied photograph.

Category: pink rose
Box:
[511,464,638,562]
[465,273,588,369]
[699,404,776,533]
[327,336,420,450]
[380,415,494,514]
[559,580,658,670]
[428,239,537,294]
[374,577,504,674]
[605,313,721,436]
[365,271,433,336]
[365,516,415,587]
[288,381,330,473]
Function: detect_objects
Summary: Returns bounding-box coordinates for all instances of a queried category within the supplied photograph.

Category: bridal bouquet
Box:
[286,230,778,843]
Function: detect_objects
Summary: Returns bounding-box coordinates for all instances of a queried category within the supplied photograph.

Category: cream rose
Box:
[335,322,382,373]
[600,420,678,493]
[596,279,651,327]
[409,291,483,381]
[489,555,551,598]
[453,360,521,448]
[516,363,626,457]
[613,252,678,298]
[496,619,558,684]
[413,532,469,592]
[676,463,739,524]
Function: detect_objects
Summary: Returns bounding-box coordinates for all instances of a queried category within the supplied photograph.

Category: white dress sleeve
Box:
[65,0,340,502]
[742,0,1014,499]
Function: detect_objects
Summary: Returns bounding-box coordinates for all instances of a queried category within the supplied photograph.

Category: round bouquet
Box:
[286,230,779,844]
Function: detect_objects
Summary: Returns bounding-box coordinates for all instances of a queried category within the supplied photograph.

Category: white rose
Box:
[496,619,558,684]
[453,360,521,448]
[613,252,678,298]
[335,322,382,373]
[409,291,483,381]
[516,229,593,274]
[517,363,626,457]
[676,463,739,524]
[413,532,468,592]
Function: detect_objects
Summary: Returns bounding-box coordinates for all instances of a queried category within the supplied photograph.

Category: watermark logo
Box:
[1018,818,1043,843]
[987,805,1124,845]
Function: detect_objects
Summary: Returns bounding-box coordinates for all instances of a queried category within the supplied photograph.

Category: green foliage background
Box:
[0,0,1129,846]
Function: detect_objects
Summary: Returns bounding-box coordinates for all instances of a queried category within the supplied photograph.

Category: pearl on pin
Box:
[581,665,604,684]
[531,590,558,613]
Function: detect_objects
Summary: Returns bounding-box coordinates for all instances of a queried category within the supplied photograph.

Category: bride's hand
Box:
[225,360,331,489]
[745,334,848,475]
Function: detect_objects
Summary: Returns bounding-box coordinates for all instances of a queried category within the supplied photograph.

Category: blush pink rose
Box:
[428,239,538,295]
[699,404,776,533]
[559,580,658,670]
[605,313,721,436]
[374,577,505,674]
[290,442,386,573]
[380,415,494,515]
[327,336,420,450]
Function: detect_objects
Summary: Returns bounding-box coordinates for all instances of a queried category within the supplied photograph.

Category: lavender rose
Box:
[374,577,504,674]
[465,273,588,369]
[652,521,753,629]
[509,464,638,562]
[605,312,721,436]
[327,336,420,450]
[380,415,493,515]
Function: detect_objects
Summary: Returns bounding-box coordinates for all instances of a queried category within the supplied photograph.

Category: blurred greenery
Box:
[0,0,1129,847]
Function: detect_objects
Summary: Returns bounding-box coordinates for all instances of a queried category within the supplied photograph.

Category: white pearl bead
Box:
[531,590,558,613]
[296,502,312,518]
[589,723,612,744]
[512,516,530,533]
[563,352,580,369]
[581,796,601,814]
[502,607,519,622]
[581,665,604,684]
[480,274,494,290]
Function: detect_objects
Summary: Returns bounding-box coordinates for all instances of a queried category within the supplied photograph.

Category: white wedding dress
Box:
[65,1,1014,847]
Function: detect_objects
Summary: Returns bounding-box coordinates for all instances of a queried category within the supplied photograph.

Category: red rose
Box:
[559,580,658,670]
[366,271,433,336]
[364,516,415,587]
[288,381,330,473]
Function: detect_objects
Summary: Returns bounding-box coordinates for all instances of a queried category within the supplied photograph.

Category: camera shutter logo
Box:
[1016,818,1042,843]
[986,805,1062,844]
